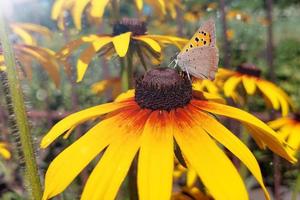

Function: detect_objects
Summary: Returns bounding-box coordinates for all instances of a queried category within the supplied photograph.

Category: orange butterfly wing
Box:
[181,18,216,52]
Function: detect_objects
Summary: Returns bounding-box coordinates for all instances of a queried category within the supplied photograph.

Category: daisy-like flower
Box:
[217,63,294,116]
[41,68,295,200]
[0,142,11,160]
[57,18,187,82]
[268,112,300,155]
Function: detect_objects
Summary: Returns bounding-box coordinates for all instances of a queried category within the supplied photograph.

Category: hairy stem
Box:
[0,10,42,200]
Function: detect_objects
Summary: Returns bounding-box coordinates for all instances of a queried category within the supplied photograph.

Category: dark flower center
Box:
[236,63,261,77]
[112,18,147,36]
[293,112,300,121]
[135,68,192,111]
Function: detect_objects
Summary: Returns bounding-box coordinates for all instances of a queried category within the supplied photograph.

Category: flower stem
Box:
[292,172,300,200]
[120,57,129,91]
[0,10,42,200]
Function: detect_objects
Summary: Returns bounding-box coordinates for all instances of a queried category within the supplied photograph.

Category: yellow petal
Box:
[90,0,110,18]
[191,108,270,200]
[172,109,248,200]
[0,143,11,160]
[134,36,161,52]
[40,101,134,148]
[268,117,292,130]
[242,76,256,95]
[257,80,280,110]
[192,100,297,163]
[138,111,174,200]
[135,0,143,10]
[112,32,132,57]
[16,45,60,87]
[223,75,242,97]
[287,125,300,150]
[77,37,112,82]
[56,35,99,59]
[10,26,34,45]
[72,0,91,30]
[81,109,150,200]
[41,112,133,200]
[186,168,197,188]
[114,89,135,102]
[51,0,65,20]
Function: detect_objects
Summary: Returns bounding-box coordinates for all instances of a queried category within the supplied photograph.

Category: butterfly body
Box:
[176,19,219,80]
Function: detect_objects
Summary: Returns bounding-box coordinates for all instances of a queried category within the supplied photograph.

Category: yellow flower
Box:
[41,68,295,200]
[10,23,52,45]
[51,0,181,30]
[172,187,213,200]
[57,18,187,82]
[51,0,110,30]
[0,142,11,160]
[217,64,294,116]
[269,113,300,155]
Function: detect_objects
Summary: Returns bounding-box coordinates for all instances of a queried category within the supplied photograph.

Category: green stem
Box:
[127,49,133,89]
[292,171,300,200]
[0,10,42,200]
[111,0,120,21]
[120,57,129,91]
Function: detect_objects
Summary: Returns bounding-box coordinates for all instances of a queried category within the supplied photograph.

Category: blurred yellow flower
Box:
[269,113,300,155]
[41,68,295,200]
[51,0,181,30]
[216,64,294,116]
[226,10,251,23]
[135,0,182,19]
[57,18,187,82]
[0,142,11,160]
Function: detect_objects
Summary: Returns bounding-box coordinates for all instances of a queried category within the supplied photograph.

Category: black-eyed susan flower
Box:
[268,112,300,155]
[41,67,296,200]
[57,18,187,82]
[217,63,294,116]
[0,142,11,160]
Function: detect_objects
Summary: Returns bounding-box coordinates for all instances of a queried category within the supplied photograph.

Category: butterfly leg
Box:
[168,59,175,68]
[183,64,191,81]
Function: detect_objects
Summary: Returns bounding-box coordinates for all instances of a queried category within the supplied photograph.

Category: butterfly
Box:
[172,19,219,80]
